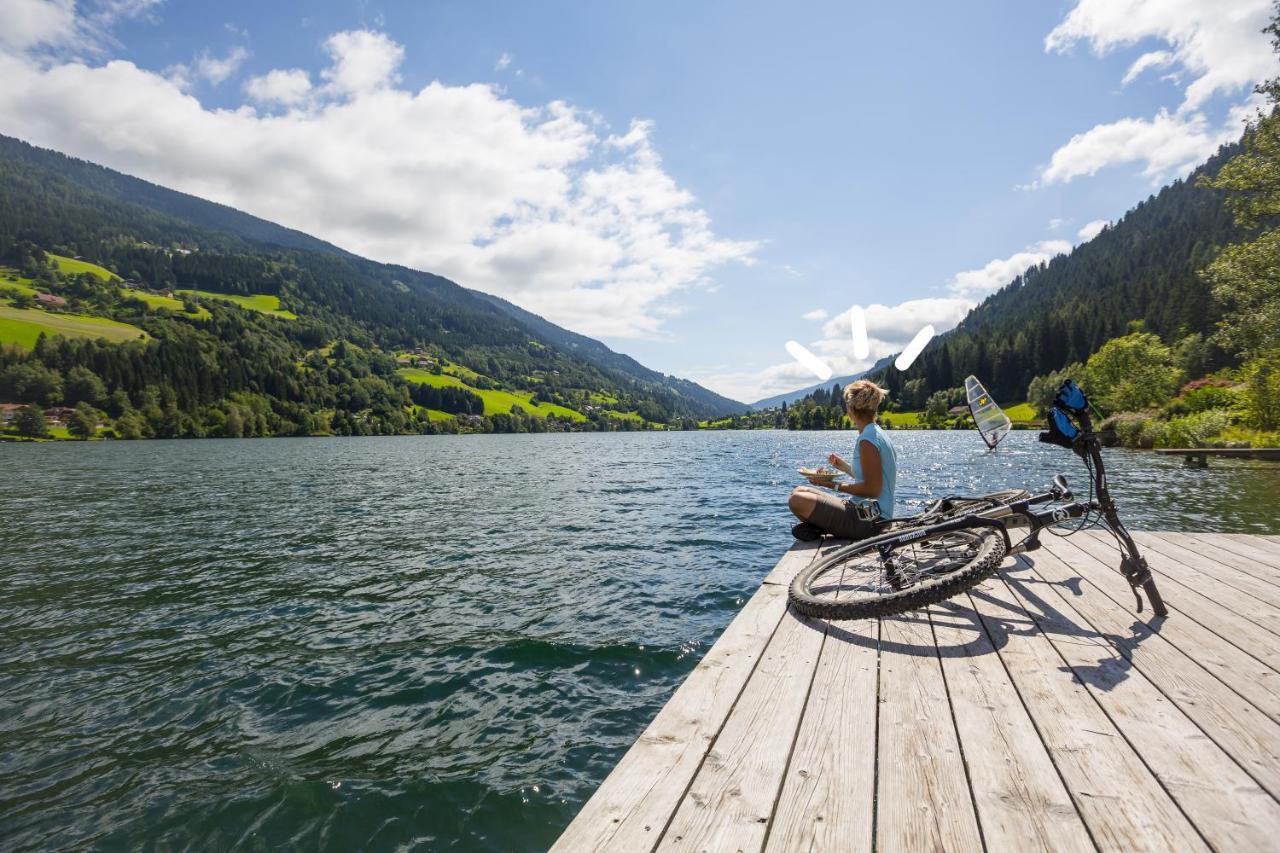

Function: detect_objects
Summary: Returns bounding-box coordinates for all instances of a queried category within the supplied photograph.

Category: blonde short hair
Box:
[843,379,888,418]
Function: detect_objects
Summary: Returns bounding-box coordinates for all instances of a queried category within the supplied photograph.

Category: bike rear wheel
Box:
[788,528,1007,620]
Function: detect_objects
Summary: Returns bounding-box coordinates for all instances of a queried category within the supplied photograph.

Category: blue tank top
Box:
[851,422,897,519]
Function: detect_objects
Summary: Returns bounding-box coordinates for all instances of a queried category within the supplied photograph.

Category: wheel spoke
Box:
[807,532,984,605]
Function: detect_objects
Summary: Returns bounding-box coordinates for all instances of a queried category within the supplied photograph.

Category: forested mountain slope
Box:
[468,288,744,416]
[871,141,1246,404]
[0,135,744,439]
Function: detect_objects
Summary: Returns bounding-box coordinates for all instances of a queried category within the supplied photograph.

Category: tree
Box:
[65,366,107,407]
[636,399,668,424]
[68,402,98,439]
[0,362,63,405]
[1197,4,1280,361]
[923,390,951,427]
[114,411,147,439]
[1243,356,1280,430]
[1083,332,1182,413]
[15,405,48,438]
[1027,363,1084,415]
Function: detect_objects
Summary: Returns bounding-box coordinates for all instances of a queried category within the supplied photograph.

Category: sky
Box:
[0,0,1274,402]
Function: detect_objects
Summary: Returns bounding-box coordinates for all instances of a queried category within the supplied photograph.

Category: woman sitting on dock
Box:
[788,379,897,541]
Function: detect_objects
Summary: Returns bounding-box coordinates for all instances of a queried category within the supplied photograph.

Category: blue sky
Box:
[0,0,1274,401]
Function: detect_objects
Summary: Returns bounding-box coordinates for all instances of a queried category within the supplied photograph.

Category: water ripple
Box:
[1,431,1276,850]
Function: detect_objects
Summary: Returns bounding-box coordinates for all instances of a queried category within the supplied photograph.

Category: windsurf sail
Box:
[965,375,1012,450]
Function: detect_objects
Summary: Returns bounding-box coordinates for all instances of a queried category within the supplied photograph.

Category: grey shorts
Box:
[798,487,884,540]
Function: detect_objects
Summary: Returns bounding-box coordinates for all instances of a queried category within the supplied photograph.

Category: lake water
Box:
[3,430,1278,851]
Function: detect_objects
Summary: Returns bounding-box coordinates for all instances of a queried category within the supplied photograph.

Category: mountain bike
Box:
[788,380,1168,620]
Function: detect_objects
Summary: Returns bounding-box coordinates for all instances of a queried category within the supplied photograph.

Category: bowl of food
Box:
[798,466,842,483]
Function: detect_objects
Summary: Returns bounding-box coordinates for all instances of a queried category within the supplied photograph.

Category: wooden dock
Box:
[552,531,1280,852]
[1156,447,1280,467]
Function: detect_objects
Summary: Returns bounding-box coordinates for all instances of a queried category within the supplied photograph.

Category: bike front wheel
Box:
[788,528,1008,620]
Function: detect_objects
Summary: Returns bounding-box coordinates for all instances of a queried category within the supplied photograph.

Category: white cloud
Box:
[947,240,1070,296]
[0,0,77,51]
[694,296,974,402]
[1046,0,1273,111]
[495,52,513,72]
[321,29,402,95]
[92,0,162,27]
[1035,108,1241,186]
[698,235,1082,400]
[169,45,248,89]
[0,0,162,53]
[245,68,312,105]
[0,21,755,340]
[1121,49,1175,85]
[1037,0,1273,186]
[1047,216,1071,230]
[195,45,247,84]
[1077,219,1108,241]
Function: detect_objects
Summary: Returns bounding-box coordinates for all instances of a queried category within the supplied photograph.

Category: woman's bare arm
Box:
[837,441,882,498]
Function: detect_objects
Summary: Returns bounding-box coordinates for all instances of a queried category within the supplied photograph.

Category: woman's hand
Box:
[806,475,842,491]
[828,453,852,474]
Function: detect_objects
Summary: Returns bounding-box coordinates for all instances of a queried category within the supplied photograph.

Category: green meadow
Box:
[1003,402,1039,424]
[408,406,456,423]
[176,290,298,320]
[397,367,587,421]
[122,288,211,319]
[0,277,39,300]
[48,254,115,281]
[881,402,1039,429]
[0,305,147,349]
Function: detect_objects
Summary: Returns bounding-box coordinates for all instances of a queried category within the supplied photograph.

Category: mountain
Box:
[865,141,1247,406]
[468,288,745,416]
[749,355,895,410]
[0,135,745,438]
[0,135,347,256]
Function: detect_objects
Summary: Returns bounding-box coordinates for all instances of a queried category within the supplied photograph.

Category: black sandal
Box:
[791,522,823,542]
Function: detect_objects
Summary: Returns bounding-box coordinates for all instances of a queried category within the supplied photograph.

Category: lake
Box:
[3,430,1278,851]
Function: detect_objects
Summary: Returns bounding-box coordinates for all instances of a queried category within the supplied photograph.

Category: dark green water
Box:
[2,431,1277,851]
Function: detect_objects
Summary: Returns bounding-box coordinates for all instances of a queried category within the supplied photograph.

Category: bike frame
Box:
[868,409,1169,617]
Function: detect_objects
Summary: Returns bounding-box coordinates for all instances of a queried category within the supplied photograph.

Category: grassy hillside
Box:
[122,288,210,318]
[49,253,114,281]
[0,270,37,299]
[0,133,744,437]
[0,305,146,349]
[177,290,296,320]
[397,367,587,421]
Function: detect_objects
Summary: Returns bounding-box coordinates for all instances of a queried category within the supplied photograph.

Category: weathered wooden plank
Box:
[1129,532,1280,631]
[1126,532,1280,637]
[657,609,829,851]
[551,545,818,852]
[761,539,823,586]
[928,596,1094,852]
[1148,532,1280,595]
[999,557,1280,851]
[1070,532,1280,674]
[968,570,1208,851]
[1189,531,1280,571]
[1027,544,1280,801]
[1244,533,1280,551]
[764,617,878,853]
[1136,527,1280,607]
[875,611,984,853]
